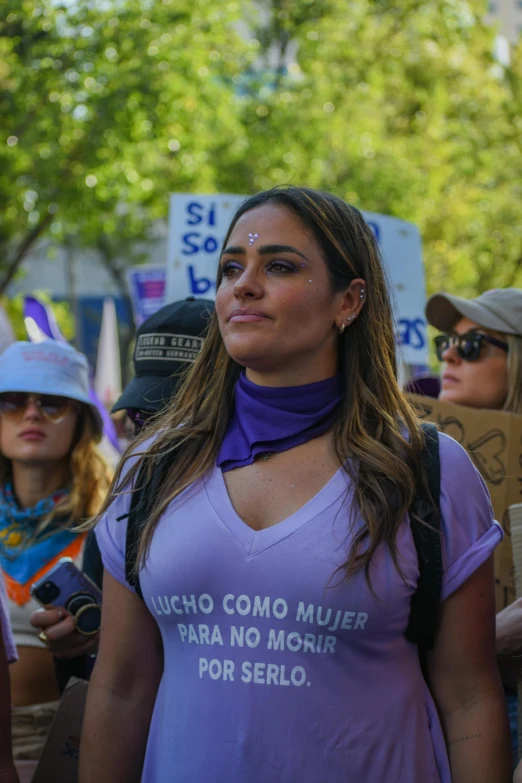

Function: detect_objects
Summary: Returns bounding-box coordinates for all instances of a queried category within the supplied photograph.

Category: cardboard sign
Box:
[166,194,240,304]
[407,394,522,611]
[165,193,428,365]
[32,678,88,783]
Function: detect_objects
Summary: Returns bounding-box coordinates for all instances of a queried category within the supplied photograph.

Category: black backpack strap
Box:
[405,422,442,652]
[123,449,178,599]
[122,458,150,600]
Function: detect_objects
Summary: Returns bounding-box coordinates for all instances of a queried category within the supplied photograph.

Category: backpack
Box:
[123,422,442,653]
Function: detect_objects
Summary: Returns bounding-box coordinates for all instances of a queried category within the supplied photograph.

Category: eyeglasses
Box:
[434,331,509,363]
[0,392,75,423]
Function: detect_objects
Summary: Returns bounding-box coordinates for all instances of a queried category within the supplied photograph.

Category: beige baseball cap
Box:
[426,288,522,336]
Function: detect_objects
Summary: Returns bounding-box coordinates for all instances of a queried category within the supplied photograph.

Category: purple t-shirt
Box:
[96,433,502,783]
[0,570,17,663]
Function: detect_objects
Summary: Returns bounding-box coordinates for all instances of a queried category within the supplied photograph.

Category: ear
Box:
[334,278,366,331]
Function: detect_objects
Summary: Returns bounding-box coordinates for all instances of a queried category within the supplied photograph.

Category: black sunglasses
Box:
[434,331,509,362]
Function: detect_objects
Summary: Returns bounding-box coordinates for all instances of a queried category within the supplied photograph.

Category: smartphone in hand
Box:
[31,557,102,636]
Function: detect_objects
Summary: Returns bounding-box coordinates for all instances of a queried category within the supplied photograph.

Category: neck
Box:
[10,461,69,509]
[245,360,338,388]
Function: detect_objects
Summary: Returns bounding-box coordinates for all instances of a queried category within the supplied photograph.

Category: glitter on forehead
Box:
[248,233,259,246]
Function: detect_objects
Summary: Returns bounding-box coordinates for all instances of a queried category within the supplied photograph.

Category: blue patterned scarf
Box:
[0,483,84,605]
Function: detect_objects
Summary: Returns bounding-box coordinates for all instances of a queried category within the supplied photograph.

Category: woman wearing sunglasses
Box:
[427,287,522,760]
[427,288,522,413]
[0,340,112,764]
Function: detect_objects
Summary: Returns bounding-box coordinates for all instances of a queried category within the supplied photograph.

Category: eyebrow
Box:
[221,244,310,262]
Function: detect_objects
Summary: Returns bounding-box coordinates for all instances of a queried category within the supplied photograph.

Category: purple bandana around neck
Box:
[217,372,343,472]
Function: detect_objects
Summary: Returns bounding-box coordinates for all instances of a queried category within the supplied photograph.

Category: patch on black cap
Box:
[135,333,204,364]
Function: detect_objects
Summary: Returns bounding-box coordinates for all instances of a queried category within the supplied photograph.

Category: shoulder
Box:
[437,430,476,473]
[94,431,176,588]
[433,432,502,600]
[436,430,493,510]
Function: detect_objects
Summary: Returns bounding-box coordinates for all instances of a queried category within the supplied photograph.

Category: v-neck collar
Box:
[204,464,350,557]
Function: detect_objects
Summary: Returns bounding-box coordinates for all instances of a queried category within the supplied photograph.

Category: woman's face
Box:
[438,317,509,410]
[216,204,364,384]
[0,395,79,467]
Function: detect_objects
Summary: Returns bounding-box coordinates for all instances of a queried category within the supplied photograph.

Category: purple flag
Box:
[24,296,67,342]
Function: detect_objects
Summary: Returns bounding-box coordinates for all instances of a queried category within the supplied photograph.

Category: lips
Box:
[229,308,269,323]
[19,430,46,441]
[442,374,459,385]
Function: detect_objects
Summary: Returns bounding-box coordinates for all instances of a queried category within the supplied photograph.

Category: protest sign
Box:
[126,264,166,326]
[166,193,428,365]
[407,393,522,612]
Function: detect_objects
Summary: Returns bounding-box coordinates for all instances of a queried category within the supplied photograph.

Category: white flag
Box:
[94,298,122,407]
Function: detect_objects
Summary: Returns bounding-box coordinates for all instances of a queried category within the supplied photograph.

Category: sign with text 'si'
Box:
[166,193,428,365]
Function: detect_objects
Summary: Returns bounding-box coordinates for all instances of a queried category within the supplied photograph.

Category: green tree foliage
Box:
[1,0,521,299]
[0,0,250,293]
[244,0,522,297]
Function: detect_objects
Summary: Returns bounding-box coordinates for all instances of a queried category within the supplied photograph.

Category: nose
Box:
[233,265,263,301]
[23,398,44,421]
[441,342,460,366]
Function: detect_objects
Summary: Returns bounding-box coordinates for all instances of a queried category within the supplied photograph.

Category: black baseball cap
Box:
[112,298,214,414]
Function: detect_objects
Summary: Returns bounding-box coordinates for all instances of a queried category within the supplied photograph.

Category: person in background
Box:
[426,287,522,761]
[0,571,19,783]
[112,297,215,435]
[31,298,214,677]
[81,187,509,783]
[0,341,112,763]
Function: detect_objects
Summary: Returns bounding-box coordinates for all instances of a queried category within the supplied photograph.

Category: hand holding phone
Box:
[30,606,100,659]
[31,558,102,637]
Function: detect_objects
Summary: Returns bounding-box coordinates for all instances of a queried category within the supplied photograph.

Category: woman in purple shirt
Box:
[81,187,510,782]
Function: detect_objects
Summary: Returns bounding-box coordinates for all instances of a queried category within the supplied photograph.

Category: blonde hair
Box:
[0,406,112,535]
[94,186,428,589]
[504,334,522,415]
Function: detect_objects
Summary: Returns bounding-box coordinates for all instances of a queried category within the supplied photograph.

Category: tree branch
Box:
[0,212,54,296]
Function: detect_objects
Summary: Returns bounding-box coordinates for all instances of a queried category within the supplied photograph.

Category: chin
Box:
[439,389,465,405]
[223,337,274,367]
[15,445,61,462]
[439,390,484,409]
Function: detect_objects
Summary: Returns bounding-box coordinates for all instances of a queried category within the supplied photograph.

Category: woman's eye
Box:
[220,261,243,278]
[267,260,297,274]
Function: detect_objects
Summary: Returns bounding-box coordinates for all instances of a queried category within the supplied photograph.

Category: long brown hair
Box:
[0,406,112,533]
[504,334,522,415]
[96,186,425,585]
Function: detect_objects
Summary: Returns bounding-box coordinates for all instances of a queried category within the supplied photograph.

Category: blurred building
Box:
[486,0,522,42]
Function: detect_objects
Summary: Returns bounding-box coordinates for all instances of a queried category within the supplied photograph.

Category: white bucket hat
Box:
[0,341,103,435]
